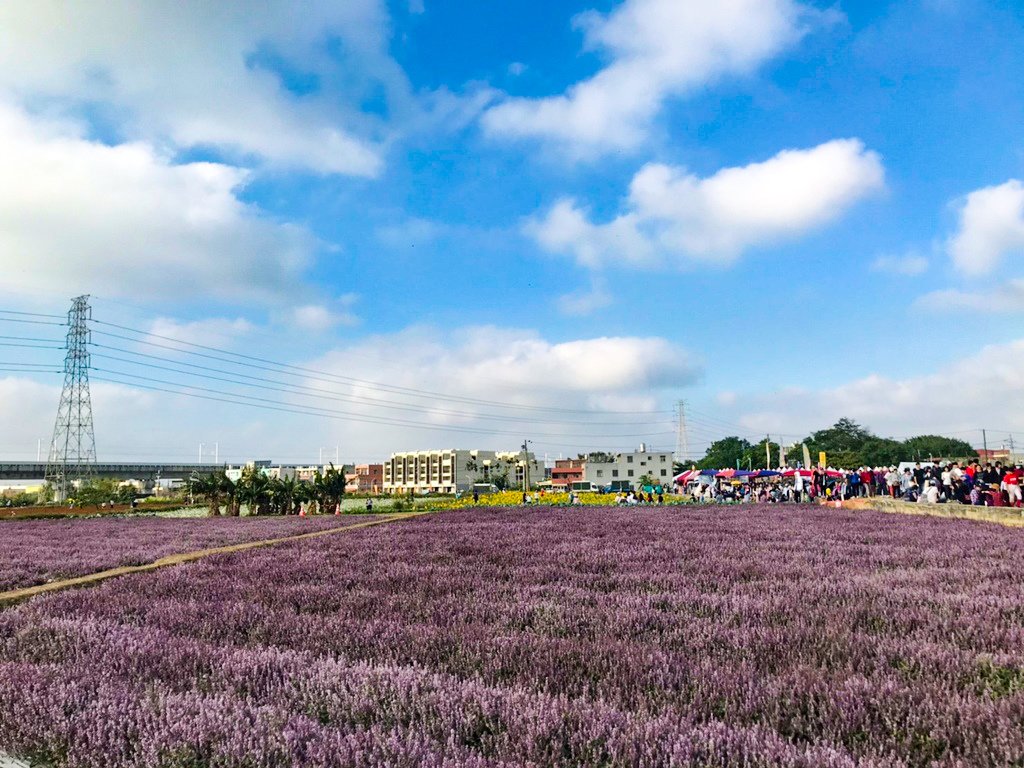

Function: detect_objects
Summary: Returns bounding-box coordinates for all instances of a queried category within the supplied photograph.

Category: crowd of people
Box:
[687,461,1022,508]
[886,461,1021,507]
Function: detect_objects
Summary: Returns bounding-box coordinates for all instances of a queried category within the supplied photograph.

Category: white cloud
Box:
[916,280,1024,314]
[290,296,361,332]
[0,1,389,176]
[0,327,700,462]
[482,0,829,154]
[527,139,884,267]
[724,338,1024,440]
[0,376,174,461]
[376,217,448,248]
[0,101,313,302]
[145,318,256,349]
[317,326,698,401]
[871,253,928,276]
[508,62,528,77]
[557,279,613,316]
[947,179,1024,275]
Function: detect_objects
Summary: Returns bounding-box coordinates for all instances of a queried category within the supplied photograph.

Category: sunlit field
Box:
[2,505,1023,766]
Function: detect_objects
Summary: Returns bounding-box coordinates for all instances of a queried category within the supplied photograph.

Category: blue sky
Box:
[0,0,1022,463]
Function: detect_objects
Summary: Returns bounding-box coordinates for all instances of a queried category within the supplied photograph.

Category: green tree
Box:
[901,435,977,461]
[807,418,872,453]
[802,418,876,467]
[189,471,232,517]
[272,476,306,515]
[697,437,753,470]
[739,439,782,470]
[311,464,346,515]
[72,478,135,506]
[237,466,271,516]
[860,437,904,466]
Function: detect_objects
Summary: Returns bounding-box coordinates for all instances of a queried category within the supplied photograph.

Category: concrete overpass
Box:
[0,463,223,481]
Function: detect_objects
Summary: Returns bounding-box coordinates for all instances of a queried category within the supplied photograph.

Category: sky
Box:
[0,0,1022,465]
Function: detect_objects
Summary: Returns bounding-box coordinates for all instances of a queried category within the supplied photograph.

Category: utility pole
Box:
[521,439,531,491]
[766,435,771,470]
[45,295,97,501]
[982,429,988,458]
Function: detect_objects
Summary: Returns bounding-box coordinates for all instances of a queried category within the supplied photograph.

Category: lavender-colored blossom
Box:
[0,516,378,591]
[1,505,1023,766]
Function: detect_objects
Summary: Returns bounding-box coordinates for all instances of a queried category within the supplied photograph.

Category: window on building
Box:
[660,455,667,461]
[627,469,634,477]
[661,469,667,476]
[596,470,603,478]
[626,456,633,463]
[612,470,619,477]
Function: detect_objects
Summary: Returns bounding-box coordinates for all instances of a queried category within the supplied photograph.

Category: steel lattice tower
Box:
[45,295,96,500]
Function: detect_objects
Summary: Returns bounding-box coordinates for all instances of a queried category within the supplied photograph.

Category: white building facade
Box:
[383,449,540,494]
[582,449,673,489]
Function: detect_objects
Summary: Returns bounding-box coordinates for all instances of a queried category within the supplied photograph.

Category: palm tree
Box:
[191,470,231,517]
[237,466,271,516]
[311,464,346,515]
[290,478,310,515]
[270,475,303,516]
[224,475,240,517]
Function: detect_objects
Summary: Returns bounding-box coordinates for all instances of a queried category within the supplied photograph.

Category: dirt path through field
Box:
[0,511,432,606]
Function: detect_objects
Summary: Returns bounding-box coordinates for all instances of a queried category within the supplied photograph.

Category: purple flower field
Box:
[2,505,1024,766]
[0,515,376,592]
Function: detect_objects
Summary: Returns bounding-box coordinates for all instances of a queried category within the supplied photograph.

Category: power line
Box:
[0,341,65,350]
[0,334,65,343]
[90,320,666,416]
[89,371,676,440]
[88,350,662,427]
[0,309,66,319]
[0,317,66,327]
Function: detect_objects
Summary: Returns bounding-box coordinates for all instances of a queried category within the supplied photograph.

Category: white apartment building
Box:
[582,448,673,489]
[383,449,540,494]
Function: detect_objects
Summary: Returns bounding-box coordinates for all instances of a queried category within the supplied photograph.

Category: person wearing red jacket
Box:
[1005,466,1022,508]
[859,468,874,497]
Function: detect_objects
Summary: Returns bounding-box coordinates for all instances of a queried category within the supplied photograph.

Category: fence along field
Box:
[1,505,1024,766]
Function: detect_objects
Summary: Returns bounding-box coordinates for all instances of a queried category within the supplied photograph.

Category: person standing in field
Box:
[1004,466,1021,508]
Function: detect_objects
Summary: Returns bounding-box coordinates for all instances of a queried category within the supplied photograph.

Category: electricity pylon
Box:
[45,295,96,501]
[674,400,688,465]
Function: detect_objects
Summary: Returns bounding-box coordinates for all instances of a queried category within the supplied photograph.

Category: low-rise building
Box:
[582,447,673,489]
[550,459,585,489]
[977,449,1012,463]
[345,463,383,494]
[383,449,540,494]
